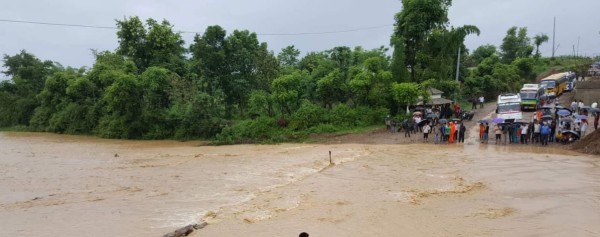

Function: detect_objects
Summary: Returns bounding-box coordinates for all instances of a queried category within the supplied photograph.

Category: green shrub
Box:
[214,116,279,144]
[289,101,326,130]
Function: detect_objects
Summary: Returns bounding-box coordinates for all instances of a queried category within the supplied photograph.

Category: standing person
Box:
[521,123,529,144]
[385,115,391,132]
[414,115,422,133]
[502,124,509,144]
[479,96,485,108]
[403,120,411,138]
[578,100,585,114]
[391,119,398,134]
[444,123,451,143]
[458,122,466,143]
[434,124,441,144]
[549,120,557,142]
[454,102,461,118]
[592,101,598,109]
[541,123,550,146]
[508,123,514,144]
[571,100,578,113]
[533,121,541,144]
[494,124,502,144]
[594,113,599,130]
[484,123,490,143]
[581,120,588,137]
[449,122,456,143]
[385,114,392,132]
[515,123,521,144]
[479,123,485,142]
[454,122,461,141]
[472,97,477,110]
[423,123,431,142]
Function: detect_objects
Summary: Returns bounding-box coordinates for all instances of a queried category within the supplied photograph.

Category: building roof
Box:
[427,87,444,95]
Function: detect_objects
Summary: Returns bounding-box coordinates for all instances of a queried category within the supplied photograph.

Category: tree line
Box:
[0,1,592,143]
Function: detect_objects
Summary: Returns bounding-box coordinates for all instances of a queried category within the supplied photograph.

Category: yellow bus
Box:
[540,72,568,98]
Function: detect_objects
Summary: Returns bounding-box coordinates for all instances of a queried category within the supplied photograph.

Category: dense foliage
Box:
[0,4,594,143]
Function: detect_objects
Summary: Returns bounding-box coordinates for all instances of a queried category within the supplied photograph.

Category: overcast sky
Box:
[1,0,599,69]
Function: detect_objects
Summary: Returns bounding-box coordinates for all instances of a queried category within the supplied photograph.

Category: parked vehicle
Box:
[496,93,522,122]
[540,72,569,98]
[519,84,546,110]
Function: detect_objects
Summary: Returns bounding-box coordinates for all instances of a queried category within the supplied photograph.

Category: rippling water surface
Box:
[0,132,598,237]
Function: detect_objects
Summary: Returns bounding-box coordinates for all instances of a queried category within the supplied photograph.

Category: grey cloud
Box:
[1,0,599,69]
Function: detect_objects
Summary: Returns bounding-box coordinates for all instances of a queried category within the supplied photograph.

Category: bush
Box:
[214,116,279,144]
[289,101,326,130]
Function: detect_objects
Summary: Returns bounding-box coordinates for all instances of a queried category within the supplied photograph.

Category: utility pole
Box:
[552,17,556,58]
[455,47,461,103]
[577,36,580,57]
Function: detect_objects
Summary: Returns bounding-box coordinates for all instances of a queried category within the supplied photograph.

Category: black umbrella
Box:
[540,106,553,110]
[426,113,439,119]
[418,119,430,126]
[438,119,448,124]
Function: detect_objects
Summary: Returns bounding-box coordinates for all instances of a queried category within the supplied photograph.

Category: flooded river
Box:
[1,132,599,237]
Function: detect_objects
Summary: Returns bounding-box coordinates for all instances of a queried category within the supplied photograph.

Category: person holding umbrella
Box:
[494,124,502,144]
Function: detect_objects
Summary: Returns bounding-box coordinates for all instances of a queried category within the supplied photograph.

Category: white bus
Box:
[496,93,522,122]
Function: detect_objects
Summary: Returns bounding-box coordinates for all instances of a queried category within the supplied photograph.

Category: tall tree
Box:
[116,17,186,75]
[500,27,533,63]
[393,0,452,81]
[390,36,409,82]
[1,51,55,126]
[467,44,497,66]
[189,25,228,95]
[277,45,301,67]
[533,33,549,57]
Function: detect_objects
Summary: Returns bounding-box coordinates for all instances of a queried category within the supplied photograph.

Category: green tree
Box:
[98,72,143,139]
[277,45,301,67]
[116,17,186,75]
[533,33,549,57]
[393,0,452,81]
[500,27,533,63]
[391,82,427,114]
[316,69,347,108]
[390,36,409,82]
[271,70,308,116]
[1,51,55,126]
[467,44,497,67]
[189,25,228,95]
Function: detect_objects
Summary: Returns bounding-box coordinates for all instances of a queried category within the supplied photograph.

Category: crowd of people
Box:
[384,96,598,146]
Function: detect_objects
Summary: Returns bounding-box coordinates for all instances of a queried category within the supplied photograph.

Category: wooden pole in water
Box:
[329,151,332,165]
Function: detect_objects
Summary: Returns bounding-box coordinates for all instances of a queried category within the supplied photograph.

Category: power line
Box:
[0,19,116,30]
[0,19,392,36]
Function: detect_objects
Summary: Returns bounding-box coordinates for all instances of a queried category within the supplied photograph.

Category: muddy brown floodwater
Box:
[1,131,599,237]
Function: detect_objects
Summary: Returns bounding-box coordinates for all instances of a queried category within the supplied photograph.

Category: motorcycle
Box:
[460,110,475,121]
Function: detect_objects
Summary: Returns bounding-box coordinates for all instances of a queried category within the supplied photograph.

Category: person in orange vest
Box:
[449,122,456,143]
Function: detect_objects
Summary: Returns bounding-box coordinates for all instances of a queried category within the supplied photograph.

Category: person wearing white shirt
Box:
[581,121,588,137]
[592,101,598,109]
[571,100,578,112]
[578,100,584,114]
[520,124,529,144]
